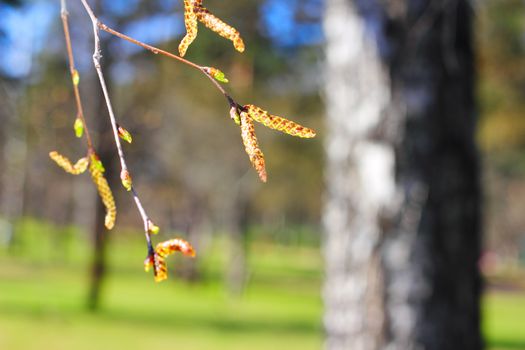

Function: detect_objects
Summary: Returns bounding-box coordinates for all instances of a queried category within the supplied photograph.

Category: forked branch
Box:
[52,0,315,282]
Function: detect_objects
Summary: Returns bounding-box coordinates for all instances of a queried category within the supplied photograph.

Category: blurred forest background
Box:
[0,0,524,349]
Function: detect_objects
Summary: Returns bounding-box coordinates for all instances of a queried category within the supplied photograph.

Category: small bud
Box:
[144,255,154,272]
[91,154,105,173]
[206,67,229,83]
[74,117,84,138]
[120,169,132,191]
[117,125,133,144]
[72,69,80,86]
[229,106,241,126]
[148,220,160,235]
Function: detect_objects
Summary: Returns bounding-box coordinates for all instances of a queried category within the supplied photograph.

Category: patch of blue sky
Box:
[113,14,184,56]
[108,13,184,84]
[157,0,179,12]
[0,2,56,78]
[102,0,140,18]
[261,0,323,49]
[0,0,323,79]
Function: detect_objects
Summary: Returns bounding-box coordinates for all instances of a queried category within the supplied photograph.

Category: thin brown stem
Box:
[78,0,246,264]
[80,0,154,254]
[60,0,94,151]
[99,23,202,70]
[97,23,235,106]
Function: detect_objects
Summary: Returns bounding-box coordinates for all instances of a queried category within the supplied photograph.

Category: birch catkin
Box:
[89,154,116,230]
[245,104,316,138]
[178,0,199,57]
[194,4,245,53]
[49,151,89,175]
[156,238,196,258]
[144,239,196,282]
[240,111,267,182]
[179,0,245,55]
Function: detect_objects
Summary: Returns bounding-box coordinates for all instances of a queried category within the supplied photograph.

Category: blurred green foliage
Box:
[478,0,525,160]
[476,0,525,262]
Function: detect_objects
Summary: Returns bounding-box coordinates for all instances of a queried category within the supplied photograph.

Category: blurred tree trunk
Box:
[226,196,250,296]
[323,1,482,350]
[178,194,209,282]
[87,127,115,311]
[87,8,115,310]
[0,83,27,252]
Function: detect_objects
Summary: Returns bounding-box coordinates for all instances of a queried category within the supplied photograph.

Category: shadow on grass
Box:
[488,339,525,350]
[0,302,321,335]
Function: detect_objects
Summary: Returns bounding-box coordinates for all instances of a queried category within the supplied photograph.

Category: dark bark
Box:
[86,94,117,312]
[0,82,27,253]
[323,1,482,349]
[87,179,110,311]
[178,194,208,282]
[388,2,482,349]
[87,11,116,309]
[226,197,250,296]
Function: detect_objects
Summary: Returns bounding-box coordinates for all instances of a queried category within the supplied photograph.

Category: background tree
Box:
[323,1,482,349]
[0,0,29,252]
[478,0,525,265]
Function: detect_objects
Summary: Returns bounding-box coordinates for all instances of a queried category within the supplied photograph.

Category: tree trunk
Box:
[178,194,209,282]
[226,197,250,296]
[323,0,392,348]
[86,94,116,312]
[0,83,27,252]
[323,1,482,349]
[87,9,115,309]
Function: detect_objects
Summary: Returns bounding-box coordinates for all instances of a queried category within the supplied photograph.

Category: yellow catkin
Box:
[240,111,267,182]
[144,255,154,272]
[156,238,196,258]
[144,253,168,283]
[178,0,199,57]
[49,151,89,175]
[88,155,116,230]
[154,254,168,282]
[150,239,195,282]
[194,3,245,53]
[245,105,317,138]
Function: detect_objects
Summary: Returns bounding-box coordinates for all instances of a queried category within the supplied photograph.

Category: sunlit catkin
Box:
[178,0,199,56]
[148,239,195,282]
[194,4,245,53]
[240,111,267,182]
[245,104,316,138]
[89,154,116,230]
[49,151,89,175]
[156,238,196,258]
[153,254,168,282]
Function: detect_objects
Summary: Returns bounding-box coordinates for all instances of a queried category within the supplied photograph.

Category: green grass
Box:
[0,227,322,350]
[0,269,322,350]
[0,221,524,349]
[484,292,525,350]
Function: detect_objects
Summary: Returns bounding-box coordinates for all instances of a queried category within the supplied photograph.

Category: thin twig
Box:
[60,0,94,150]
[79,0,250,267]
[80,0,154,257]
[97,22,235,106]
